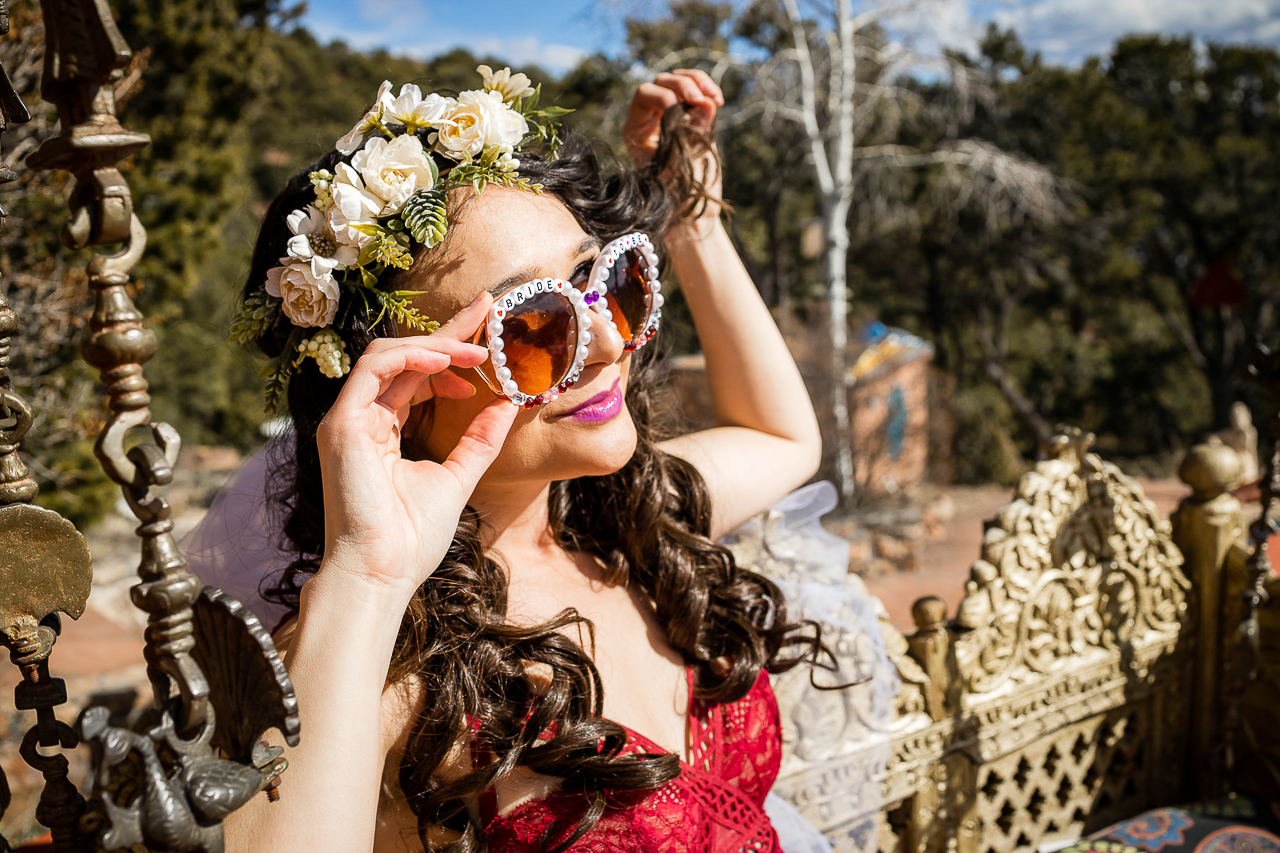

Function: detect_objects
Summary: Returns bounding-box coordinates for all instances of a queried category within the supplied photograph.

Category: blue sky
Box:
[301,0,1280,75]
[300,0,614,72]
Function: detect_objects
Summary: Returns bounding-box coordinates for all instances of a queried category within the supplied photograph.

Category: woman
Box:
[223,66,825,852]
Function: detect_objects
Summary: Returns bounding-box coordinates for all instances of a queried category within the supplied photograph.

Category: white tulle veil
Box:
[182,436,297,633]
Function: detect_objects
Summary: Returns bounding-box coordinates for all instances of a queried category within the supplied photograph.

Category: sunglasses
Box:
[470,232,663,407]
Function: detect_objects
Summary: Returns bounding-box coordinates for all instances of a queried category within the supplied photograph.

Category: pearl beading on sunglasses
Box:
[591,233,664,352]
[487,278,593,407]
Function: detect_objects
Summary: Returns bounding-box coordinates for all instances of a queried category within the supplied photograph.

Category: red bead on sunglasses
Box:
[470,233,663,407]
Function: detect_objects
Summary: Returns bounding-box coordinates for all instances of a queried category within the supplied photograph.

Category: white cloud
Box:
[395,35,588,74]
[304,0,1280,79]
[452,36,587,72]
[994,0,1280,62]
[307,0,431,50]
[357,0,428,20]
[891,0,987,55]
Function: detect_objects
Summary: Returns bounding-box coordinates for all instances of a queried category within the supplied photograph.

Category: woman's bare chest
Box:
[506,571,691,757]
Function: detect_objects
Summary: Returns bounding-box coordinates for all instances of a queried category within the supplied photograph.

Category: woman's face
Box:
[405,187,638,489]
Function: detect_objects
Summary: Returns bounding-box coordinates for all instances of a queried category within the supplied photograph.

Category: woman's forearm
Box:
[226,568,410,853]
[661,216,822,534]
[669,217,819,449]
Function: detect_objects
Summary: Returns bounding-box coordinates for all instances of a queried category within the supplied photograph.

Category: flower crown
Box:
[231,65,570,412]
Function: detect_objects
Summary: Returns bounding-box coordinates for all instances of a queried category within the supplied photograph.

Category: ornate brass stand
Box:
[0,4,94,848]
[0,2,298,850]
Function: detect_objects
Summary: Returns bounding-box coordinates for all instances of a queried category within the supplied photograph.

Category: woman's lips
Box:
[558,378,623,423]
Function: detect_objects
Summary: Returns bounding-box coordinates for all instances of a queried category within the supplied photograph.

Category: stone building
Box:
[666,320,935,501]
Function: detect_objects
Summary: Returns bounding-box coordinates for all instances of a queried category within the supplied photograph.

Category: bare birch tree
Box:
[778,0,860,503]
[627,0,1068,502]
[756,0,1069,502]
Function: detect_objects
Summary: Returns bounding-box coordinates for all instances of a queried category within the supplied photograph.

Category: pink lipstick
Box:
[559,378,623,423]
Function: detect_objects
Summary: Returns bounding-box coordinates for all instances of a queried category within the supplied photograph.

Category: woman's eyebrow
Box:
[488,270,536,296]
[485,239,603,296]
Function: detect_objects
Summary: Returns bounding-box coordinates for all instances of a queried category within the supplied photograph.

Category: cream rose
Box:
[477,65,535,103]
[328,163,383,248]
[349,135,436,215]
[435,90,529,161]
[265,259,341,328]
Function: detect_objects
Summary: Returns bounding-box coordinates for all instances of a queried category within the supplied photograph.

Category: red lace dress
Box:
[481,669,782,853]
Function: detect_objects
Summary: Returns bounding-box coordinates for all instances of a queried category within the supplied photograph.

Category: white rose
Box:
[349,135,436,215]
[285,205,360,268]
[328,163,383,248]
[336,80,393,156]
[380,84,456,133]
[435,90,529,161]
[477,65,535,103]
[265,259,341,328]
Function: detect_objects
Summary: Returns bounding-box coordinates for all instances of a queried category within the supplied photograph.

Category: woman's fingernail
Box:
[466,290,488,309]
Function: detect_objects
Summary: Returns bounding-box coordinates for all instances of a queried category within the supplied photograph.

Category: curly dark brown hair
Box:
[243,114,823,851]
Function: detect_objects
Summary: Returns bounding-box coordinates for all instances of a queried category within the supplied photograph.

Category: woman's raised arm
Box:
[635,71,823,538]
[226,295,516,852]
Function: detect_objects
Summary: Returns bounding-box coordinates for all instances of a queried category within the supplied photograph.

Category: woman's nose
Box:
[582,303,626,366]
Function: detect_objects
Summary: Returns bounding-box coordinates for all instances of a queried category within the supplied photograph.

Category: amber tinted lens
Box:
[603,247,651,343]
[474,290,579,397]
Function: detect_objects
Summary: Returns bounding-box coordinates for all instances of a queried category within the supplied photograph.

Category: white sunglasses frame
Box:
[586,232,664,352]
[477,278,594,408]
[476,233,664,407]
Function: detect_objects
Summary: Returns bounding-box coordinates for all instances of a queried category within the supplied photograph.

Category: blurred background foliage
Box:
[4,0,1279,525]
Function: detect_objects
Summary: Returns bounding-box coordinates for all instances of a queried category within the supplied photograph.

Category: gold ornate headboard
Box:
[878,427,1192,853]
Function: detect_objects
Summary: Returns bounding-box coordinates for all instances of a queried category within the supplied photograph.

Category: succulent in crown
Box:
[232,65,572,413]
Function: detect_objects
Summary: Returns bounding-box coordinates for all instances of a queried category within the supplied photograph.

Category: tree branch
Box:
[977,304,1054,443]
[780,0,835,195]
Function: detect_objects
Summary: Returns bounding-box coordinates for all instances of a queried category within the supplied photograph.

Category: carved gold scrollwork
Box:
[953,428,1189,698]
[1018,572,1089,675]
[876,428,1193,853]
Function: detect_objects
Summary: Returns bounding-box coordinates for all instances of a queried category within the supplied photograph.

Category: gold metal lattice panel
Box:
[972,706,1152,853]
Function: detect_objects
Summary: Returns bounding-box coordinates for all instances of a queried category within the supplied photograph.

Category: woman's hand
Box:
[622,68,725,218]
[313,293,517,599]
[233,304,513,853]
